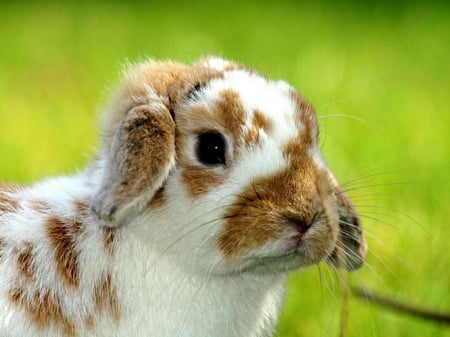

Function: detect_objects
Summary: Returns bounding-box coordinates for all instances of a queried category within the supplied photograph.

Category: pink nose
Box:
[286,216,313,235]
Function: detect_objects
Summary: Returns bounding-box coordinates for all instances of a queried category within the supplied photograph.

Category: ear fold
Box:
[90,90,176,228]
[89,58,225,228]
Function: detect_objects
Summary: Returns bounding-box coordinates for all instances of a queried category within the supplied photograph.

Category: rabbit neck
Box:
[112,231,287,336]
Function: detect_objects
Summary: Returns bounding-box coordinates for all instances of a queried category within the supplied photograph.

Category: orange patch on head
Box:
[216,89,245,142]
[9,287,76,336]
[46,218,82,288]
[288,89,319,144]
[244,109,273,147]
[181,166,224,198]
[94,273,120,323]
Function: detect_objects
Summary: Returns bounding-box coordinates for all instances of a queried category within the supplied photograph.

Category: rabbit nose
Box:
[286,215,315,235]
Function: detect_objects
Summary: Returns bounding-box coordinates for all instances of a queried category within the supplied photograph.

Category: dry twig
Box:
[352,286,450,325]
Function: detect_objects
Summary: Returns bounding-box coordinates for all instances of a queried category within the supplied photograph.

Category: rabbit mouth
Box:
[227,226,338,275]
[231,249,332,275]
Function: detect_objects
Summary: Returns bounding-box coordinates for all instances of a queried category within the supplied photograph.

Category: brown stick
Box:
[339,271,349,337]
[352,286,450,325]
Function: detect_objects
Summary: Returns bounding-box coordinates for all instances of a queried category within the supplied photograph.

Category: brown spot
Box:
[29,200,52,213]
[244,127,259,147]
[148,187,166,209]
[9,287,76,336]
[94,273,120,322]
[46,217,81,288]
[284,138,310,169]
[74,199,89,218]
[103,228,116,256]
[216,89,246,150]
[0,237,6,259]
[85,315,94,331]
[288,89,319,145]
[0,190,19,213]
[253,109,273,132]
[244,109,273,147]
[16,241,35,281]
[182,166,225,198]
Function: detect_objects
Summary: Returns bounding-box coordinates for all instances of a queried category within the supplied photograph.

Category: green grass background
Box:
[0,1,448,336]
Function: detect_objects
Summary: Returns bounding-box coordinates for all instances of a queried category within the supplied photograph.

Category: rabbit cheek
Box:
[181,167,225,198]
[217,169,338,267]
[218,200,285,263]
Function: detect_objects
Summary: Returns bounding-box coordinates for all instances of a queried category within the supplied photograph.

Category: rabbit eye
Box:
[196,132,227,166]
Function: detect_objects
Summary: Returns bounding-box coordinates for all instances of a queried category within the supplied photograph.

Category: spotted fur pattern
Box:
[0,57,366,337]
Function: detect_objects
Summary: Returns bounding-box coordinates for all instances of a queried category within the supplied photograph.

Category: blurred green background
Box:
[0,1,448,336]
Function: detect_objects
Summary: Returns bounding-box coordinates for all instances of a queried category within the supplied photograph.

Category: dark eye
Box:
[196,132,227,166]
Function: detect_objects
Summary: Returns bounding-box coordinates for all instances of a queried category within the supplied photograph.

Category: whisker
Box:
[358,213,404,231]
[354,205,430,237]
[320,129,341,148]
[319,264,339,337]
[339,181,418,195]
[333,246,388,290]
[352,277,380,336]
[340,170,406,188]
[146,205,240,269]
[339,222,417,274]
[318,114,367,124]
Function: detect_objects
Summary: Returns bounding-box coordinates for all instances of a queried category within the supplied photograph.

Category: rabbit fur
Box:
[0,57,366,337]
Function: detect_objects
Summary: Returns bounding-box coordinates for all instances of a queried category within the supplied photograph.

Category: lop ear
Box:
[90,86,176,228]
[89,59,225,227]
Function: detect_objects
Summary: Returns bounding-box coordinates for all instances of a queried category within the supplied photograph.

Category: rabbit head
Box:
[89,57,366,275]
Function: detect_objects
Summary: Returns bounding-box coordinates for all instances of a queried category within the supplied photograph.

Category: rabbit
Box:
[0,56,367,337]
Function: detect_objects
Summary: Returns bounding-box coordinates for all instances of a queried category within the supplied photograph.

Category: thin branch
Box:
[352,286,450,325]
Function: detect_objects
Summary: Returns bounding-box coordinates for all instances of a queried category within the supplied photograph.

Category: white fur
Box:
[0,172,286,337]
[0,58,343,337]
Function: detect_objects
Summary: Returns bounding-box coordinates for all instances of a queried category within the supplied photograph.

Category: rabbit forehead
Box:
[209,71,299,125]
[178,70,316,147]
